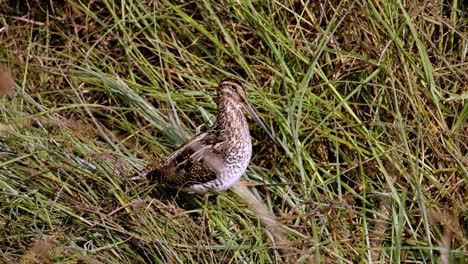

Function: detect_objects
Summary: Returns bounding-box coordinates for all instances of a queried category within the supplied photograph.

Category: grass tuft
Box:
[1,0,466,262]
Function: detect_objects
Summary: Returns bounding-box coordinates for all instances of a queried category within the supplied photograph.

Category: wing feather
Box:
[149,129,227,187]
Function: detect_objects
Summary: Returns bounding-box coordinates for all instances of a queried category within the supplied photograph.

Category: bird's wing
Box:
[156,130,227,186]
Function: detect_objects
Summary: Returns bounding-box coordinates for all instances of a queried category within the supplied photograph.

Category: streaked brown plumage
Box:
[135,77,279,193]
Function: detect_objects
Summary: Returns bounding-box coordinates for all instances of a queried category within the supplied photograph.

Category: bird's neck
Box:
[214,97,248,132]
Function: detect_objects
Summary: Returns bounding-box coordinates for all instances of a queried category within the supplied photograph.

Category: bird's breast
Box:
[221,130,252,177]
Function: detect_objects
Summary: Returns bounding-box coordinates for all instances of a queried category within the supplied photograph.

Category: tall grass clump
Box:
[0,0,466,263]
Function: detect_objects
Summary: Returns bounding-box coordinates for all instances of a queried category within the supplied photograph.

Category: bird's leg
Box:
[201,193,212,237]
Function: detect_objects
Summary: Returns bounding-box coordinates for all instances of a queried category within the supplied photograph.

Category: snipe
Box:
[134,77,279,193]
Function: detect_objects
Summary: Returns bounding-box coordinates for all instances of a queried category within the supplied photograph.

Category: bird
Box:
[134,77,279,193]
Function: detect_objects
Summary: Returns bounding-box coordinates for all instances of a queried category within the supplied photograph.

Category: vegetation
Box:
[0,0,466,263]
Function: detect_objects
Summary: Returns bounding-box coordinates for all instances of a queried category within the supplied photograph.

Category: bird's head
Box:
[217,77,280,147]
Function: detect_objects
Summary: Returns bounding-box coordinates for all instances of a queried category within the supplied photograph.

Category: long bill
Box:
[243,101,281,147]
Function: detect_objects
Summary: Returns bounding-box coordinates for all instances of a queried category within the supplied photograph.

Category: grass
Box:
[0,0,466,263]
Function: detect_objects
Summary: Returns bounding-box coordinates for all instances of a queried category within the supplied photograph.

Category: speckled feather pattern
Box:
[143,78,254,193]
